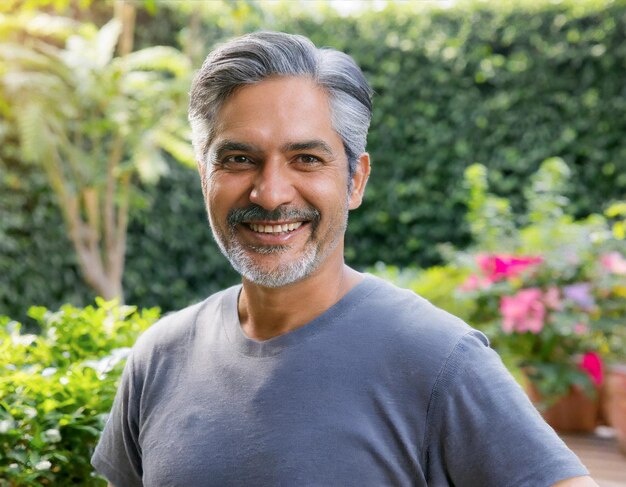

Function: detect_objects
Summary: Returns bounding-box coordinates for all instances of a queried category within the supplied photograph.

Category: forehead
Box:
[212,76,341,148]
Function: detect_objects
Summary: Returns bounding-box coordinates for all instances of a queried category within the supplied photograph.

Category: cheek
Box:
[307,178,349,209]
[207,174,253,213]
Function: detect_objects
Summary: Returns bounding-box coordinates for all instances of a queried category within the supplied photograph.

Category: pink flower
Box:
[573,322,589,335]
[500,288,546,334]
[477,254,543,283]
[579,352,603,386]
[600,251,626,275]
[460,274,490,291]
[543,286,562,310]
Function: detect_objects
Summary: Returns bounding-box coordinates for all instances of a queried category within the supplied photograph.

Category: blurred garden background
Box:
[1,0,626,484]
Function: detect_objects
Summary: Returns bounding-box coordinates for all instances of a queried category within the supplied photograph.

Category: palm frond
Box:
[2,71,70,99]
[120,46,191,78]
[0,12,83,43]
[153,128,196,168]
[135,132,170,184]
[16,101,46,163]
[93,19,122,68]
[0,42,59,71]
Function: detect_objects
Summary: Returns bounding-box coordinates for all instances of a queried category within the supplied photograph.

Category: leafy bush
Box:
[3,0,626,319]
[0,301,159,486]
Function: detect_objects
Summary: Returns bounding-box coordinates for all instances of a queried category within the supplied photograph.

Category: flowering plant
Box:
[459,250,626,403]
[455,159,626,405]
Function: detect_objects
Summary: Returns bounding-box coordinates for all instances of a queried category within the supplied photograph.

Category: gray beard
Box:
[211,204,348,288]
[217,238,322,288]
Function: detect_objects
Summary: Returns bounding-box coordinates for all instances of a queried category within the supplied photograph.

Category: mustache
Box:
[227,205,321,227]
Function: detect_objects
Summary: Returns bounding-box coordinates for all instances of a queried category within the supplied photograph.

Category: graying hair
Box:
[188,31,372,177]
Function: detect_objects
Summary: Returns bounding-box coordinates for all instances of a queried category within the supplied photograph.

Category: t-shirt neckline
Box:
[221,274,379,357]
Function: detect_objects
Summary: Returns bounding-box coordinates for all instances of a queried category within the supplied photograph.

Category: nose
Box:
[248,159,296,211]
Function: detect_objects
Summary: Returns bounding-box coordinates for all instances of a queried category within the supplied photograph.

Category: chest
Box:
[136,353,429,486]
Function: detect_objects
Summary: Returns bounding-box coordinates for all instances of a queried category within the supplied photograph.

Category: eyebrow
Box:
[280,140,335,157]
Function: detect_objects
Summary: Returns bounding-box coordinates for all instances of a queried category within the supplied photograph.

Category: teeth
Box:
[249,222,303,233]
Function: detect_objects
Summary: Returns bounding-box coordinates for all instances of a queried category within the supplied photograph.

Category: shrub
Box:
[3,0,626,320]
[0,300,159,486]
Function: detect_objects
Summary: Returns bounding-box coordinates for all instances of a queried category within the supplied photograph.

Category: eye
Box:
[295,154,322,165]
[224,155,252,164]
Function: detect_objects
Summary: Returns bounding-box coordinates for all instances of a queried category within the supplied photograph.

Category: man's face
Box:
[200,76,367,288]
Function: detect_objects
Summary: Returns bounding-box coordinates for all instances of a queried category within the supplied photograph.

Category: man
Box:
[92,32,597,486]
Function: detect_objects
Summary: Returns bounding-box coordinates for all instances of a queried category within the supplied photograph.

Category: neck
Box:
[237,255,363,341]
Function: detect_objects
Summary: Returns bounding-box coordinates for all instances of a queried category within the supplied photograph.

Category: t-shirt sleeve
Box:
[424,330,589,487]
[91,353,144,487]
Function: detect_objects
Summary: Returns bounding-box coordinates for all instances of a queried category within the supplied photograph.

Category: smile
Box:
[247,222,304,234]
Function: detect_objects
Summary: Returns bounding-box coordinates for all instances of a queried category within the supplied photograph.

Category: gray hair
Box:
[188,31,372,177]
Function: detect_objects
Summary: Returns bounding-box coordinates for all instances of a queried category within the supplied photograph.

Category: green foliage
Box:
[464,163,516,251]
[0,301,159,486]
[3,0,626,318]
[380,157,625,403]
[0,139,95,324]
[0,9,193,301]
[606,201,626,240]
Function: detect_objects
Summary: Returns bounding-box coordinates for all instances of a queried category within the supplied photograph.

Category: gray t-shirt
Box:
[92,275,587,486]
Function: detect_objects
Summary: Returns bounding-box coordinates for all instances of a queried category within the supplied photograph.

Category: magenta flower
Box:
[563,283,595,310]
[500,288,546,334]
[477,254,543,283]
[600,251,626,275]
[579,352,603,386]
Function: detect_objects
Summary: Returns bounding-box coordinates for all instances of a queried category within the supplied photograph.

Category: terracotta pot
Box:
[526,382,599,433]
[603,364,626,455]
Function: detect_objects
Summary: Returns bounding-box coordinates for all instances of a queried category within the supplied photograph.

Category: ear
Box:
[348,152,370,210]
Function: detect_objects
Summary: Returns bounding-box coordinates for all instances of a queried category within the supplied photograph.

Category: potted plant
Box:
[458,252,608,432]
[453,159,626,433]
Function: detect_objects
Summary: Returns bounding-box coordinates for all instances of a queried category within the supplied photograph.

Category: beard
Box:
[210,203,347,288]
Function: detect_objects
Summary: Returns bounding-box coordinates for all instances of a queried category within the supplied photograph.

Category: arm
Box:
[552,476,599,487]
[91,353,143,486]
[425,332,592,486]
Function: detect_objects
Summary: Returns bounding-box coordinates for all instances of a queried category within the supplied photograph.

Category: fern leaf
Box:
[0,42,57,70]
[94,19,122,68]
[135,132,169,184]
[120,46,191,78]
[16,101,46,163]
[154,129,196,168]
[24,13,82,42]
[2,71,69,100]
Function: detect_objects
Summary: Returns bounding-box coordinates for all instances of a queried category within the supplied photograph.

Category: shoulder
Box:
[130,285,238,364]
[356,274,487,353]
[335,275,492,391]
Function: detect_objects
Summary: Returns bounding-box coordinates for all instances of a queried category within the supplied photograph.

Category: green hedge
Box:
[0,301,159,485]
[2,0,626,318]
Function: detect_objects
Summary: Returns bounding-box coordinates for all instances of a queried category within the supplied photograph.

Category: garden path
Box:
[562,432,626,487]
